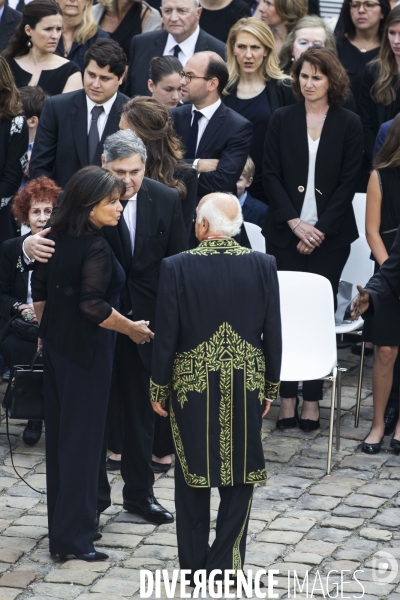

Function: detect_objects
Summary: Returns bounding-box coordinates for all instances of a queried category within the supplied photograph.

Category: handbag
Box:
[0,310,39,344]
[2,350,44,420]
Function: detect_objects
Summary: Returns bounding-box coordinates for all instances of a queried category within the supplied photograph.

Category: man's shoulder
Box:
[141,177,179,203]
[196,28,226,55]
[44,89,85,109]
[171,104,192,117]
[4,5,22,21]
[132,29,167,49]
[217,103,251,131]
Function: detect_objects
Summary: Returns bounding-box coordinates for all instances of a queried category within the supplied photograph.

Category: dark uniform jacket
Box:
[150,238,281,488]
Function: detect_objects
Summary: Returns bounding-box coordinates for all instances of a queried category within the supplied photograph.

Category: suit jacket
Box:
[102,177,188,370]
[242,193,268,229]
[150,238,281,488]
[0,234,29,328]
[0,5,22,53]
[171,102,252,199]
[126,28,226,97]
[29,89,129,188]
[374,119,393,158]
[262,101,363,251]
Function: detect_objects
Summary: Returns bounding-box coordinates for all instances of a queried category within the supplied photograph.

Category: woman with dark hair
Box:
[262,47,363,430]
[0,56,29,245]
[32,166,153,561]
[336,0,390,106]
[359,7,400,169]
[360,114,400,454]
[148,56,182,109]
[3,0,82,96]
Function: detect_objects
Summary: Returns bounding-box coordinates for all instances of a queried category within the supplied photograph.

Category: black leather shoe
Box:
[106,457,121,471]
[276,397,299,429]
[151,460,172,473]
[385,407,400,436]
[298,404,320,431]
[390,436,400,450]
[123,496,174,524]
[23,420,43,447]
[93,532,102,541]
[362,436,383,454]
[75,551,108,561]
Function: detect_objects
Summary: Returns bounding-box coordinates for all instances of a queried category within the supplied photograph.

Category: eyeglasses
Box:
[179,71,212,83]
[350,1,381,9]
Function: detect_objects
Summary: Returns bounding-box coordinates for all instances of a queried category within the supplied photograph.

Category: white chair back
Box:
[278,271,337,382]
[353,193,366,235]
[340,234,374,296]
[243,222,265,253]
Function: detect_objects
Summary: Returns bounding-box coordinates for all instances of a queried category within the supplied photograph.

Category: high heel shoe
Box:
[276,397,299,429]
[362,434,384,454]
[390,435,400,450]
[298,404,320,431]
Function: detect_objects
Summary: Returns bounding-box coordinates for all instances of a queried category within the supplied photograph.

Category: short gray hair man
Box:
[103,129,147,165]
[196,192,243,238]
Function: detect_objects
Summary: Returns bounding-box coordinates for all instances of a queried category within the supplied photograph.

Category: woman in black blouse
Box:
[0,57,28,245]
[32,166,153,562]
[223,17,293,203]
[3,0,82,96]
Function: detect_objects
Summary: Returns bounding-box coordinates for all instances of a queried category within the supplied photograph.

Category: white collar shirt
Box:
[191,97,221,153]
[163,27,200,66]
[122,193,138,254]
[86,92,118,139]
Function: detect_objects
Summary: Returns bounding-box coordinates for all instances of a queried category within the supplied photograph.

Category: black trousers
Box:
[267,236,350,401]
[175,459,254,577]
[43,331,114,556]
[98,333,155,508]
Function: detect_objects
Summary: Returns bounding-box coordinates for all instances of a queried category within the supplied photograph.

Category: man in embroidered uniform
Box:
[150,192,281,580]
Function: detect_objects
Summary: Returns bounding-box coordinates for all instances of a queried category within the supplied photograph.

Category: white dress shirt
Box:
[300,135,319,226]
[86,92,118,139]
[163,27,200,66]
[123,194,138,253]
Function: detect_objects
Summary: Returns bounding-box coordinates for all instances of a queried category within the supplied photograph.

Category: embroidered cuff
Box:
[265,379,280,401]
[150,378,171,403]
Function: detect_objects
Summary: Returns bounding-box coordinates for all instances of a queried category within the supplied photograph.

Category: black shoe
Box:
[384,407,399,436]
[276,397,299,429]
[23,420,43,447]
[362,435,383,454]
[151,460,172,473]
[93,532,102,541]
[123,496,174,524]
[390,435,400,450]
[106,457,121,471]
[75,551,108,562]
[298,404,320,431]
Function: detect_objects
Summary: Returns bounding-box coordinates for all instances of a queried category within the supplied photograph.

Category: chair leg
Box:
[336,368,342,451]
[327,375,337,474]
[354,341,366,428]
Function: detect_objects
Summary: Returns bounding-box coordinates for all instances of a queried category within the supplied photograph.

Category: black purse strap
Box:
[29,350,42,371]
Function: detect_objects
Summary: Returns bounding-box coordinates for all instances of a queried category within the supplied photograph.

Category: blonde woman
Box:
[223,17,293,201]
[258,0,307,54]
[280,15,336,73]
[92,0,161,60]
[55,0,109,71]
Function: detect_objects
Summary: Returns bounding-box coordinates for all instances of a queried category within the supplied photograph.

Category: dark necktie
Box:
[173,44,181,57]
[185,110,203,159]
[88,105,104,164]
[119,200,133,258]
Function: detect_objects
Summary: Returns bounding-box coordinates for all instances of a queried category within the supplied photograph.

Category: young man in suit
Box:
[23,130,189,525]
[0,1,22,53]
[237,156,268,229]
[126,0,225,97]
[171,51,252,203]
[29,39,129,188]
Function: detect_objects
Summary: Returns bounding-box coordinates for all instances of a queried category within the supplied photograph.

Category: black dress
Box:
[6,58,81,96]
[199,0,251,43]
[363,167,400,346]
[107,2,142,60]
[56,29,109,72]
[336,35,380,109]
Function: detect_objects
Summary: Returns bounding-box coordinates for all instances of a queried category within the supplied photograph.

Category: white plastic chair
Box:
[353,193,367,236]
[336,234,375,428]
[243,222,265,253]
[278,271,339,473]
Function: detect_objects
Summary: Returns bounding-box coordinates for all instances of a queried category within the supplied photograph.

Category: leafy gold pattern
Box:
[149,379,170,403]
[232,490,254,572]
[265,380,280,401]
[170,403,208,487]
[185,238,253,257]
[246,469,267,483]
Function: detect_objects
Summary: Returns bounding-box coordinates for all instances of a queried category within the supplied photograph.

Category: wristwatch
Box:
[12,301,23,314]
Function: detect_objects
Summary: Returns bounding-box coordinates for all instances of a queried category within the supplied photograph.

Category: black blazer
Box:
[223,78,294,113]
[242,193,268,229]
[102,177,188,370]
[0,5,22,53]
[0,234,29,327]
[262,102,363,251]
[171,102,252,199]
[29,89,129,188]
[126,28,226,97]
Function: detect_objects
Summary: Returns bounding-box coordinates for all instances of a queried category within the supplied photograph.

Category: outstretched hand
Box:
[350,285,371,320]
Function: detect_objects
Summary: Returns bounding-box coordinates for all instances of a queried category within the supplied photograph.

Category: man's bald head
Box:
[196,193,243,240]
[183,52,229,98]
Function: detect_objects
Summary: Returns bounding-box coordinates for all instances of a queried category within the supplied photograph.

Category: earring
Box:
[27,38,32,48]
[90,210,94,216]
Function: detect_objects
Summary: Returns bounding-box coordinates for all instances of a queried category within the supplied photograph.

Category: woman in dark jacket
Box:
[263,47,363,431]
[223,17,293,203]
[0,176,60,447]
[32,166,153,562]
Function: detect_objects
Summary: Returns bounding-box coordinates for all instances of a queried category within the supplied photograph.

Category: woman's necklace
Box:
[306,114,327,127]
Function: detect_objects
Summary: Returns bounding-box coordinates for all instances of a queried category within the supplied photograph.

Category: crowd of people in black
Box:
[1,0,400,572]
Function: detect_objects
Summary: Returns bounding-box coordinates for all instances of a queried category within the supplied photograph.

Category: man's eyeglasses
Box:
[350,1,381,9]
[179,71,212,83]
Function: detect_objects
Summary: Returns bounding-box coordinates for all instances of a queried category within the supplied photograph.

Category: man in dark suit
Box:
[126,0,225,97]
[30,39,128,188]
[0,2,21,53]
[171,52,252,203]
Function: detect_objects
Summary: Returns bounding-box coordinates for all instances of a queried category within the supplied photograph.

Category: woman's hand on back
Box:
[129,320,154,344]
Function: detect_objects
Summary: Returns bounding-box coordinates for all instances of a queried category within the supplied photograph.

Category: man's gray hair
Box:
[103,130,147,165]
[162,0,200,8]
[197,193,243,237]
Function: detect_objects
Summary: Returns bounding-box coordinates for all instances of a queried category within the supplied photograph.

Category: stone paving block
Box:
[0,589,23,600]
[284,552,323,565]
[90,578,139,596]
[360,528,392,541]
[358,481,400,498]
[12,516,47,528]
[332,506,377,519]
[382,468,400,480]
[291,457,328,470]
[339,580,395,596]
[256,530,303,544]
[344,494,386,508]
[104,568,140,582]
[294,496,341,511]
[259,487,303,500]
[247,519,266,534]
[102,523,155,536]
[7,485,42,498]
[4,498,39,510]
[98,533,142,549]
[45,570,99,586]
[247,508,279,522]
[32,583,84,599]
[268,562,310,577]
[143,533,178,546]
[13,562,51,576]
[114,511,151,524]
[269,518,315,532]
[320,517,364,530]
[307,528,352,543]
[357,568,400,584]
[324,560,360,572]
[75,595,124,600]
[320,475,365,488]
[265,475,312,489]
[372,508,400,528]
[60,560,109,573]
[2,526,47,539]
[309,484,352,498]
[123,557,164,569]
[295,539,337,556]
[0,537,37,552]
[0,571,36,588]
[332,468,373,480]
[340,455,388,471]
[330,426,370,441]
[133,545,178,561]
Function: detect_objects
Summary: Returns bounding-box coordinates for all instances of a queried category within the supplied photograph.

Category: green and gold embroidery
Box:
[232,490,254,573]
[265,380,280,401]
[246,468,267,483]
[170,403,208,487]
[149,379,170,403]
[185,238,253,257]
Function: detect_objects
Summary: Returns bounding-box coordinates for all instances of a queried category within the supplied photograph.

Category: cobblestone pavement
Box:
[0,348,398,599]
